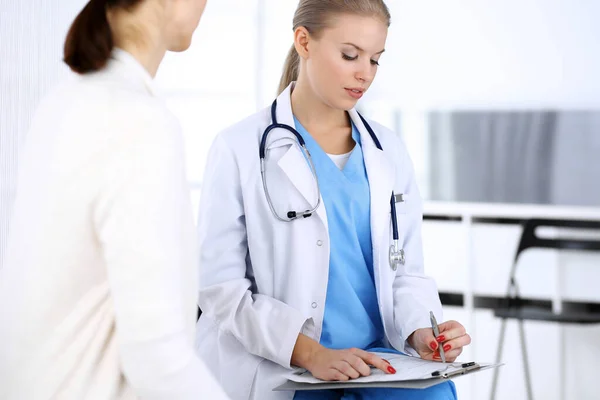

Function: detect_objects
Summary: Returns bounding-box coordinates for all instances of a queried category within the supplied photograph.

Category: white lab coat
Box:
[195,83,443,400]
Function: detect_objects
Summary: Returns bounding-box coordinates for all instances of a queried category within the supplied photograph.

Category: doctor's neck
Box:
[291,80,351,132]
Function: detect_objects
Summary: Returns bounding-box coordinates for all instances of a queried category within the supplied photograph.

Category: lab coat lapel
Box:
[348,109,395,275]
[273,84,328,229]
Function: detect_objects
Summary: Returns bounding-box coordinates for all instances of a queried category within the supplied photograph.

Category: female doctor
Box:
[195,1,471,399]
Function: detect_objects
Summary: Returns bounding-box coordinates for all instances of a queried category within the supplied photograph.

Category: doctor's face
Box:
[303,14,388,111]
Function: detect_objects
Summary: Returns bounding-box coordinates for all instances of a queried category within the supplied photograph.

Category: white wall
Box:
[156,0,262,215]
[370,0,600,109]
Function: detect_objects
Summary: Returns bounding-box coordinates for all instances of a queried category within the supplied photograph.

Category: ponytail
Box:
[277,45,300,95]
[63,0,113,74]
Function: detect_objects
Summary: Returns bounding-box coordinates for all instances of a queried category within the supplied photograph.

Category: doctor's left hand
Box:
[408,320,471,362]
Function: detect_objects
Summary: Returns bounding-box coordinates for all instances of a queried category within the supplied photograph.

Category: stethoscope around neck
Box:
[259,99,405,271]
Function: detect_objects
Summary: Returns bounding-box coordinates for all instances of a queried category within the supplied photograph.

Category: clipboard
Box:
[274,357,503,392]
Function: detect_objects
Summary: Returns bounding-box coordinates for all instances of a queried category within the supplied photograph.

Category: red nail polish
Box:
[387,366,396,374]
[436,335,446,343]
[430,341,438,350]
[443,344,451,352]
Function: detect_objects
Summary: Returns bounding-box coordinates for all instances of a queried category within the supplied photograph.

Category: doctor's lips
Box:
[344,87,365,100]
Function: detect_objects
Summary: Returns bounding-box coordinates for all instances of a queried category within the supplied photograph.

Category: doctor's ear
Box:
[293,26,310,59]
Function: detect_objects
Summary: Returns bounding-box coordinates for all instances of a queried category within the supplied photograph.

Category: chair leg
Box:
[518,319,534,400]
[490,318,507,400]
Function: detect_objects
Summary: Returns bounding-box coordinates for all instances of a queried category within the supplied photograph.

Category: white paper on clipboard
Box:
[286,352,493,385]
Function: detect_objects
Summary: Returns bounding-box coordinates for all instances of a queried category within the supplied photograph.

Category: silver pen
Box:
[429,311,446,363]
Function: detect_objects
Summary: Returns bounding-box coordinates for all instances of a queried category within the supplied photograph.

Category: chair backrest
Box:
[515,218,600,263]
[506,218,600,296]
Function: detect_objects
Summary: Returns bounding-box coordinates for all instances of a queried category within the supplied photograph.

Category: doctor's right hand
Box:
[291,334,395,381]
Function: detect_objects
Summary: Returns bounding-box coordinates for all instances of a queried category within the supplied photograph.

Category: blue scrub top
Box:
[293,117,385,350]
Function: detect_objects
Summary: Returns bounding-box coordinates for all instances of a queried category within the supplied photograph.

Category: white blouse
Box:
[0,49,228,399]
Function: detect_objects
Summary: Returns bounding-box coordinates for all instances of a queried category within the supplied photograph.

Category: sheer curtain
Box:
[0,0,82,269]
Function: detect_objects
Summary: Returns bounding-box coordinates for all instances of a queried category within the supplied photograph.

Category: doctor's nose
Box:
[355,66,374,84]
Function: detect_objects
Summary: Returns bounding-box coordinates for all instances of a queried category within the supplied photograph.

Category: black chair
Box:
[490,218,600,400]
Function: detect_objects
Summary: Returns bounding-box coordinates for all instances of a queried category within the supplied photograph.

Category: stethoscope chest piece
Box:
[389,242,405,271]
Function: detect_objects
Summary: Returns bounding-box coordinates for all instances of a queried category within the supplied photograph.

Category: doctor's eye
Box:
[342,53,358,61]
[370,59,380,66]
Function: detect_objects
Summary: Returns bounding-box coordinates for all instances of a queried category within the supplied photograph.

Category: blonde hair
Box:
[277,0,391,94]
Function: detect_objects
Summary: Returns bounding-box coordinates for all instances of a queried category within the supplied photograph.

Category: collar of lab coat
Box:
[109,48,157,96]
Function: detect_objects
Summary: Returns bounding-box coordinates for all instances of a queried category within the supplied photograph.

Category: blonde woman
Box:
[0,0,228,398]
[195,1,470,399]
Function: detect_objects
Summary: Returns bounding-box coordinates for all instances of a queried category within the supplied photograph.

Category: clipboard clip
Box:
[431,362,480,379]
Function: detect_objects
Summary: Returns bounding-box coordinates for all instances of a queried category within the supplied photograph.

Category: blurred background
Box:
[1,1,599,399]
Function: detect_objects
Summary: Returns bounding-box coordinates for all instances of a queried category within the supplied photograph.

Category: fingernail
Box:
[436,335,446,343]
[443,344,451,352]
[387,366,396,374]
[434,355,441,360]
[433,350,440,357]
[430,341,438,350]
[383,359,390,364]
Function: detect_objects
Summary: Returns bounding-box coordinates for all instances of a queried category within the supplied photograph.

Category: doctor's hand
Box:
[292,334,395,381]
[408,320,471,362]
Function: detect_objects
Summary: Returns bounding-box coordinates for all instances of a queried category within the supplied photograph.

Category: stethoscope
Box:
[259,99,405,271]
